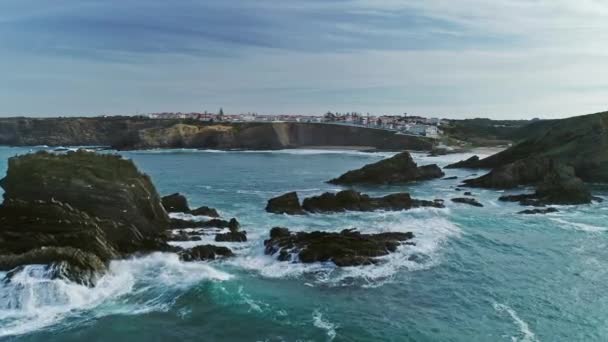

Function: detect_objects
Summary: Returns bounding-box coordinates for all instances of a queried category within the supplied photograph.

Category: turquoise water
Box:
[1,146,607,341]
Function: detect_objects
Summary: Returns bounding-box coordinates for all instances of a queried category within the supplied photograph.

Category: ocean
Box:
[0,146,607,341]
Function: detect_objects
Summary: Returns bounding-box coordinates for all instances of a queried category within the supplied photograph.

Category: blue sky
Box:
[1,0,607,118]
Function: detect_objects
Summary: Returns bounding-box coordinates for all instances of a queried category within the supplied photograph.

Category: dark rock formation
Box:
[264,228,414,266]
[328,151,444,185]
[169,231,203,242]
[0,151,172,285]
[179,245,234,261]
[189,206,220,218]
[464,192,473,196]
[518,208,559,215]
[161,193,219,217]
[266,192,305,215]
[215,231,247,242]
[443,176,458,180]
[161,193,190,213]
[301,190,444,213]
[169,217,240,230]
[451,197,483,207]
[446,155,481,169]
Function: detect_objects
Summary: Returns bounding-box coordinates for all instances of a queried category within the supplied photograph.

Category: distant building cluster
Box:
[147,110,444,139]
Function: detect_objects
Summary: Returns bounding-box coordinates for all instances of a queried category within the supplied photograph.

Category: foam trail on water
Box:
[313,309,338,341]
[493,303,538,342]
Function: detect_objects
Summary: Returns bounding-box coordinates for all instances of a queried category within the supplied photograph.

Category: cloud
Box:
[0,0,607,118]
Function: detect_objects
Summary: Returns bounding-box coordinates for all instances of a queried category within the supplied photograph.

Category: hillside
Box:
[451,111,608,182]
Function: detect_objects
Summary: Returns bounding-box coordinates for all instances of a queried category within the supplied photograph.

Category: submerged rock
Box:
[328,151,444,185]
[264,227,414,266]
[0,150,172,285]
[266,192,305,215]
[451,197,483,207]
[301,190,444,213]
[518,208,559,215]
[443,176,458,180]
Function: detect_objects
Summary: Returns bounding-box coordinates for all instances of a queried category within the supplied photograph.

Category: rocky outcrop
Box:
[264,227,414,266]
[451,198,483,207]
[215,231,247,242]
[0,151,172,285]
[266,192,305,215]
[161,193,220,217]
[161,193,190,213]
[189,206,220,218]
[301,190,444,213]
[179,245,234,261]
[328,151,444,185]
[169,217,240,230]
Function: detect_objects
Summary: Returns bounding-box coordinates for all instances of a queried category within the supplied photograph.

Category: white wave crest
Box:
[0,253,232,338]
[229,213,460,287]
[549,217,608,233]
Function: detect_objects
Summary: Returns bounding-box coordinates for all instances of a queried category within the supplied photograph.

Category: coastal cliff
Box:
[0,117,434,151]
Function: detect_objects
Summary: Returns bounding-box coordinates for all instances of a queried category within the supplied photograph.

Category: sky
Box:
[1,0,607,119]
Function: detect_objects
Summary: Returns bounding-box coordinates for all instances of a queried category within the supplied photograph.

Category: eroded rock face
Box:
[0,151,172,285]
[266,192,305,215]
[264,227,414,266]
[301,190,444,213]
[215,231,247,242]
[328,151,444,185]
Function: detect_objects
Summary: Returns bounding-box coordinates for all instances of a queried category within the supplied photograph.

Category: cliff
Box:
[0,117,434,151]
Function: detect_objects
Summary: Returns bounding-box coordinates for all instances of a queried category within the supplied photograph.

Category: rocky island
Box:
[328,151,444,185]
[267,189,444,214]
